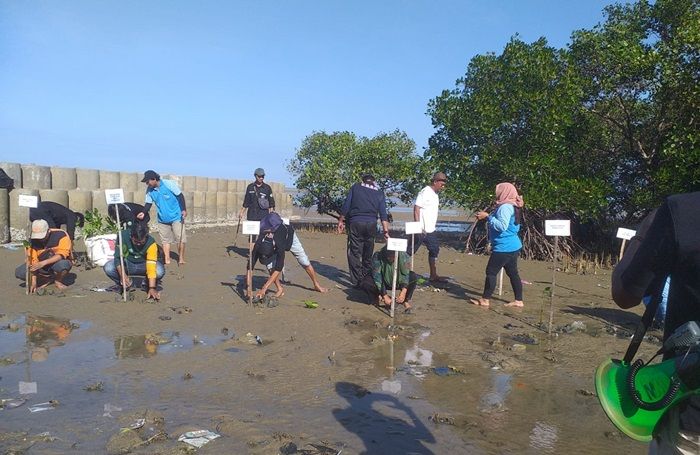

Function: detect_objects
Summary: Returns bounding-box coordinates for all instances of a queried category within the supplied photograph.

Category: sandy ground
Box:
[0,226,656,454]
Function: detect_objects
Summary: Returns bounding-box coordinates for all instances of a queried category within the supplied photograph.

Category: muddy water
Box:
[1,309,646,454]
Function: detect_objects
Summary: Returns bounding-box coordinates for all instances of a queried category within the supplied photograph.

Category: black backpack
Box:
[0,168,14,190]
[281,224,295,251]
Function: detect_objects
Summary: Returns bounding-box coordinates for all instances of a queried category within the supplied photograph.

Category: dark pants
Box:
[359,271,418,304]
[347,221,377,286]
[482,250,523,300]
[408,232,440,260]
[15,260,72,281]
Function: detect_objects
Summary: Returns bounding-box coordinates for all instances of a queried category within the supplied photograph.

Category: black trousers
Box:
[359,271,418,304]
[346,221,377,286]
[482,250,523,300]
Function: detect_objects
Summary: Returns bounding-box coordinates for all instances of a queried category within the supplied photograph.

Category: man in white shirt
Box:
[411,172,448,282]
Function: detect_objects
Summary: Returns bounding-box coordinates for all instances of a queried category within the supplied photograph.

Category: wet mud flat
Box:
[0,228,656,454]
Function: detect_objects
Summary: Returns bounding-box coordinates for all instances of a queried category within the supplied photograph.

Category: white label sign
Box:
[387,238,408,252]
[282,217,290,225]
[616,227,636,240]
[404,221,422,235]
[545,220,571,237]
[18,195,38,208]
[104,189,125,205]
[241,221,260,235]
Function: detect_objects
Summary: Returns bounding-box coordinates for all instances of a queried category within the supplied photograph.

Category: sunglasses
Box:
[255,175,265,178]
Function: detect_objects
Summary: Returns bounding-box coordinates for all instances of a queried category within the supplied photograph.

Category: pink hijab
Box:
[495,182,524,207]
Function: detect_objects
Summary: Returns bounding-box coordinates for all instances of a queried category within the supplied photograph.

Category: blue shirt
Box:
[145,179,182,223]
[488,204,522,253]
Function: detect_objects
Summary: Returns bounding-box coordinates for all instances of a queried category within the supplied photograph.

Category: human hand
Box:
[147,288,161,300]
[136,212,145,220]
[476,211,489,221]
[382,294,392,306]
[181,210,187,220]
[29,261,44,272]
[337,220,345,234]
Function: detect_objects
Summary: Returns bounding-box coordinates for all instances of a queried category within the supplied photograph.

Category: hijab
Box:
[495,182,524,208]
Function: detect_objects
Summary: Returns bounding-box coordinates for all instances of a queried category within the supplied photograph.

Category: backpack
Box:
[281,223,295,251]
[0,168,14,190]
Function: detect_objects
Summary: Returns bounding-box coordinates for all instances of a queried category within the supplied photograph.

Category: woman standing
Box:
[470,183,524,308]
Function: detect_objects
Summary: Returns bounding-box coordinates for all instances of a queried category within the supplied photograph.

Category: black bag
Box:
[254,186,270,210]
[0,168,14,190]
[282,224,295,251]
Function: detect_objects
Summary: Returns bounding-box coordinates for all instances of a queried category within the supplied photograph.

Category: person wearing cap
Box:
[338,173,390,287]
[29,201,85,241]
[104,221,165,300]
[239,168,275,224]
[108,202,150,229]
[137,170,187,265]
[411,172,449,283]
[247,212,289,299]
[15,220,73,292]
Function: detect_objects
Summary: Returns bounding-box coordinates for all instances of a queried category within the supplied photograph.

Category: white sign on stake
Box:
[545,220,571,237]
[104,189,125,205]
[18,195,38,208]
[387,238,408,252]
[241,221,261,235]
[616,227,636,240]
[404,221,422,235]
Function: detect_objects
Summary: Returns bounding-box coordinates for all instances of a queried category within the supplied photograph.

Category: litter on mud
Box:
[28,401,59,413]
[0,398,26,409]
[178,429,221,448]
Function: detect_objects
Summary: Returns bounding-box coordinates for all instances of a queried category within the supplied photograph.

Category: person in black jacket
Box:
[29,201,84,240]
[239,168,275,222]
[246,213,290,300]
[611,192,700,452]
[337,173,390,287]
[108,202,150,229]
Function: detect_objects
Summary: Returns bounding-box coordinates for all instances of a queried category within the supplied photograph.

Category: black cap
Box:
[361,173,375,183]
[141,170,160,182]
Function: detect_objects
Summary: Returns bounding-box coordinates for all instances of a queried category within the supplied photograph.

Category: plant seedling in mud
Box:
[303,299,319,309]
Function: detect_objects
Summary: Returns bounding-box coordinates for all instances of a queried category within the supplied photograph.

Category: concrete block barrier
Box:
[226,192,240,221]
[21,165,51,190]
[205,191,218,221]
[207,178,218,193]
[76,168,100,190]
[0,162,22,188]
[216,178,227,192]
[0,189,9,243]
[9,188,40,241]
[91,190,109,217]
[196,176,208,192]
[68,190,92,214]
[99,171,120,190]
[39,189,69,207]
[216,191,228,221]
[50,167,77,190]
[184,192,194,223]
[192,191,205,223]
[183,176,196,192]
[119,172,140,193]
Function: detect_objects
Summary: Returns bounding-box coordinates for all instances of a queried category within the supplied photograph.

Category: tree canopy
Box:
[288,130,427,219]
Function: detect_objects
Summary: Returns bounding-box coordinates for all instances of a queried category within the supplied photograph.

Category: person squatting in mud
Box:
[104,220,165,300]
[359,245,417,313]
[15,219,73,293]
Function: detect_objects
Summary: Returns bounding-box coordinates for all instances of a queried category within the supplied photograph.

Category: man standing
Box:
[239,168,275,223]
[15,220,73,292]
[411,172,448,282]
[104,221,165,300]
[338,173,390,287]
[611,192,700,453]
[137,170,186,265]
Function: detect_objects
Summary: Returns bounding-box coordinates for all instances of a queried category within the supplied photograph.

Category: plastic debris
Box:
[255,335,263,345]
[0,398,26,409]
[28,401,59,413]
[127,418,146,430]
[103,403,123,417]
[304,300,319,309]
[178,429,221,448]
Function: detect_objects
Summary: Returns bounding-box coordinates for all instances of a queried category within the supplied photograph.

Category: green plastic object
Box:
[595,358,685,442]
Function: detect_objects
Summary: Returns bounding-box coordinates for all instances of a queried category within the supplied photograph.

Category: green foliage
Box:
[288,130,428,218]
[81,208,118,239]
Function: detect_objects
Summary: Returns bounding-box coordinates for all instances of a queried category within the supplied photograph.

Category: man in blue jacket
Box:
[337,173,390,287]
[137,170,187,265]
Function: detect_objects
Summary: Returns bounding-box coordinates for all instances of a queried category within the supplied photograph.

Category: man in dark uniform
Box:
[337,173,390,287]
[108,202,150,229]
[239,168,275,223]
[612,192,700,453]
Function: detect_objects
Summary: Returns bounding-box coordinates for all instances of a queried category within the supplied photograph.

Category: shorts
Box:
[411,231,440,260]
[157,221,187,245]
[266,233,310,271]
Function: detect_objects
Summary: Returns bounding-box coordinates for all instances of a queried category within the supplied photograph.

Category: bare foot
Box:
[164,260,171,265]
[178,260,186,265]
[54,281,68,291]
[314,284,329,293]
[274,289,285,298]
[504,300,524,308]
[469,298,490,307]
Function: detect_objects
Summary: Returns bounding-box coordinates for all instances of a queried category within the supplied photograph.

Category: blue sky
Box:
[1,1,618,186]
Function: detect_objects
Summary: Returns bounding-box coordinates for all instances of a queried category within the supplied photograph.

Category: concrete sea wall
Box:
[0,162,292,241]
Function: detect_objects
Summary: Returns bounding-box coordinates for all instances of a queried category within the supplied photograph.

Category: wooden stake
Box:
[114,207,128,302]
[247,234,253,306]
[410,233,414,272]
[618,238,627,261]
[390,250,399,318]
[548,236,558,336]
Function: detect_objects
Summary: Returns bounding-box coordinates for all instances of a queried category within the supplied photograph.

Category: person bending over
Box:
[29,201,84,240]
